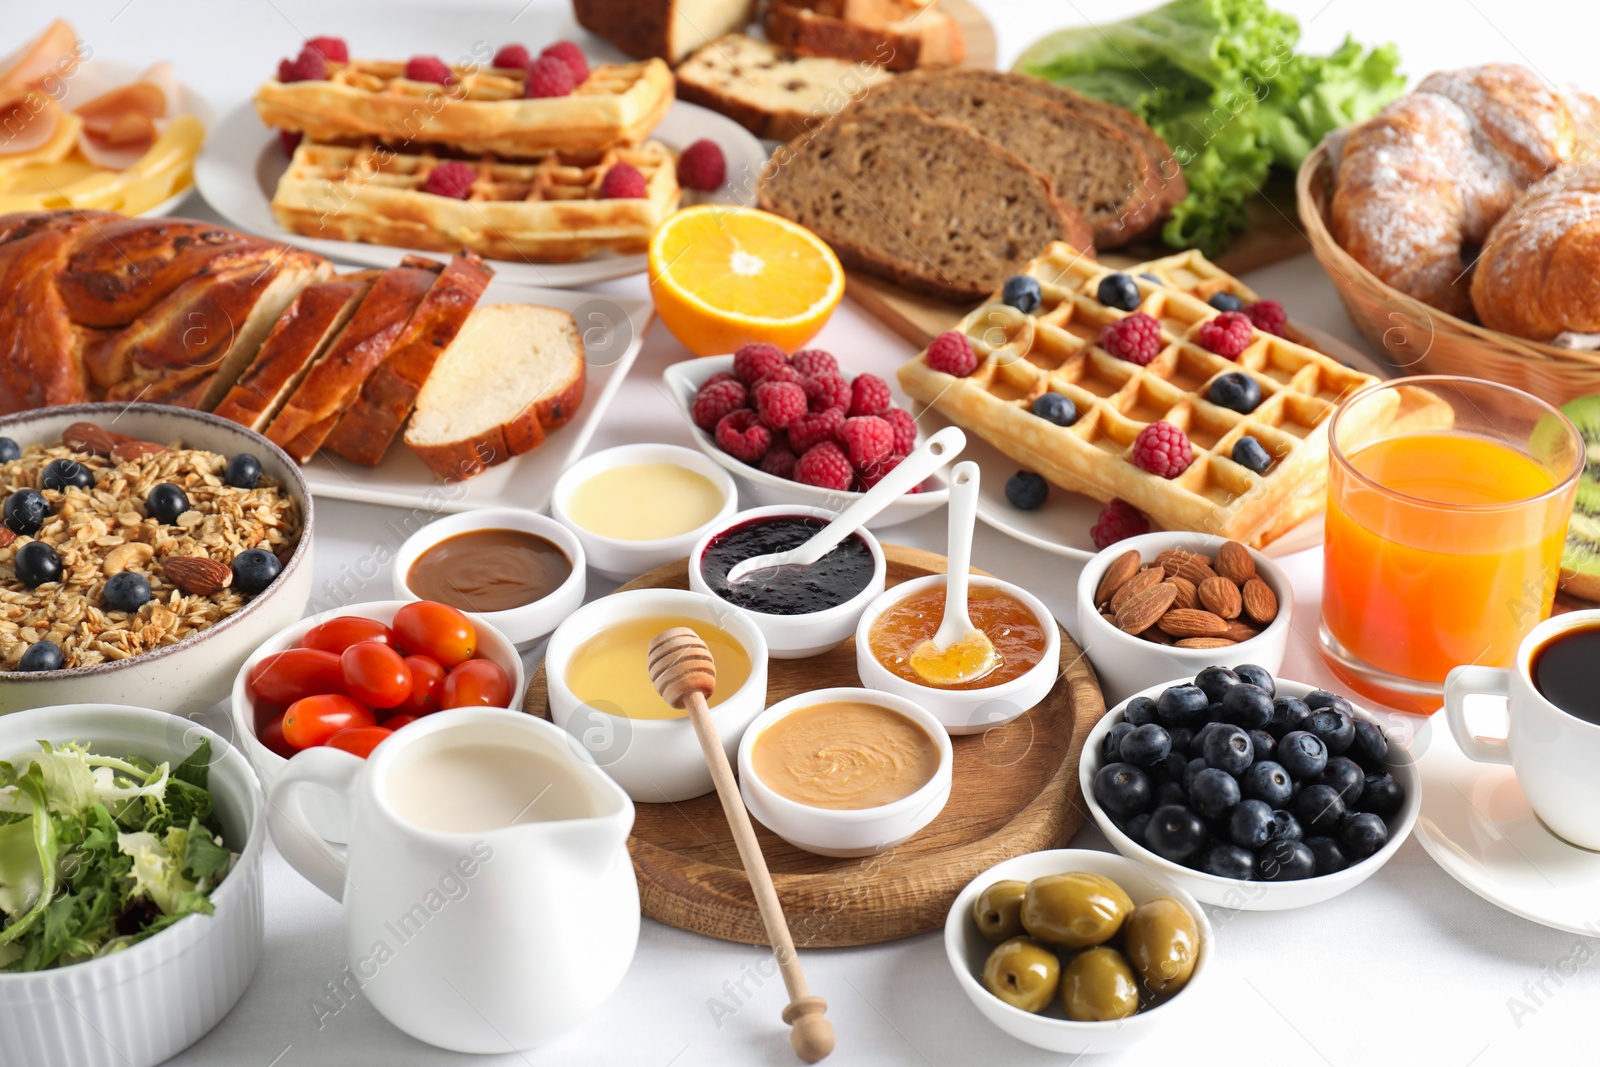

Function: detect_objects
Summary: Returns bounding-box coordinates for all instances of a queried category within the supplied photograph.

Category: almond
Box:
[1140,625,1175,645]
[1222,620,1260,643]
[1241,578,1278,625]
[163,555,232,596]
[1173,555,1218,585]
[110,439,168,463]
[1114,581,1178,634]
[1165,575,1197,611]
[1095,549,1142,607]
[1175,637,1237,649]
[1155,549,1205,577]
[61,421,126,457]
[1216,541,1256,584]
[1157,608,1230,638]
[1197,576,1242,619]
[1109,566,1163,613]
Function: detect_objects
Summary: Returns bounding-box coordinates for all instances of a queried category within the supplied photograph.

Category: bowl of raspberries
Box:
[663,344,950,530]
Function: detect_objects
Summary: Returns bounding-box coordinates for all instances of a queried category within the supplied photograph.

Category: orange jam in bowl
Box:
[867,584,1048,690]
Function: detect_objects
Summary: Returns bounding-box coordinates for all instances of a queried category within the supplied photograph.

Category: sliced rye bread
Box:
[404,304,586,482]
[211,272,378,432]
[759,107,1091,302]
[675,34,893,141]
[571,0,756,63]
[850,72,1164,247]
[322,252,494,466]
[265,259,442,464]
[764,1,963,71]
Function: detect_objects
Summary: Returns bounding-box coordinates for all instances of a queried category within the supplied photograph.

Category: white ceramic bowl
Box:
[0,703,265,1067]
[544,588,769,802]
[944,848,1213,1055]
[391,506,587,647]
[550,442,739,582]
[855,575,1059,735]
[687,505,886,659]
[737,686,952,857]
[0,403,314,715]
[230,600,526,843]
[1076,532,1292,706]
[1080,677,1421,910]
[661,355,949,530]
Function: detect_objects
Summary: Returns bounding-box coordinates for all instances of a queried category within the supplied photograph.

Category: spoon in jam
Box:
[910,461,1001,686]
[725,425,966,584]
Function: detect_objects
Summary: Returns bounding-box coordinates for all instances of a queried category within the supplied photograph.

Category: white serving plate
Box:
[194,98,767,287]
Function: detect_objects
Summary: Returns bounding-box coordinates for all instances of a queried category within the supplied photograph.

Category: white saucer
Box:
[1412,711,1600,935]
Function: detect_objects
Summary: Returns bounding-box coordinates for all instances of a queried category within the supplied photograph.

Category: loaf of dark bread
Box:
[572,0,756,63]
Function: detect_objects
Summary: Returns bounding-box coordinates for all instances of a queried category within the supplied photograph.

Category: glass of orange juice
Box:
[1320,377,1583,714]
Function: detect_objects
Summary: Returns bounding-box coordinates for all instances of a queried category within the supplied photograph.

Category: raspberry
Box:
[802,373,850,413]
[1130,421,1193,478]
[677,139,727,191]
[420,161,476,199]
[732,343,788,385]
[838,415,893,470]
[278,129,302,157]
[760,447,798,480]
[1099,312,1162,365]
[404,55,453,85]
[304,36,348,63]
[540,41,589,85]
[757,363,802,386]
[794,442,853,491]
[789,349,838,378]
[691,378,747,432]
[277,50,328,83]
[1195,311,1254,358]
[598,161,646,199]
[754,380,807,429]
[714,409,771,464]
[1244,298,1287,337]
[1090,498,1150,550]
[524,53,576,98]
[492,44,531,69]
[787,407,845,453]
[856,452,905,491]
[702,371,737,390]
[883,407,917,455]
[925,331,977,377]
[848,374,892,417]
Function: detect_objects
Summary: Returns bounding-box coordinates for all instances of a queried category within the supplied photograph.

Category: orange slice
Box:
[648,204,844,357]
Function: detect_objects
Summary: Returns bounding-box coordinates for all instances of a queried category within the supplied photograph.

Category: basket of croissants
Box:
[1298,63,1600,406]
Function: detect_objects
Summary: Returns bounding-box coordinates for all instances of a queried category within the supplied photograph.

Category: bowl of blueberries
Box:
[1079,665,1419,910]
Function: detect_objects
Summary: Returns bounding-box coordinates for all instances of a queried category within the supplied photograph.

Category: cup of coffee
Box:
[1444,609,1600,849]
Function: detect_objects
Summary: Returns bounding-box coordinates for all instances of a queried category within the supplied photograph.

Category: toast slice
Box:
[763,2,963,71]
[322,252,494,466]
[792,0,933,20]
[404,304,586,481]
[675,34,893,141]
[572,0,757,64]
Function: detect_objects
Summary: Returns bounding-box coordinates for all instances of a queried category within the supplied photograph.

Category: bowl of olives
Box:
[1080,668,1421,911]
[944,849,1212,1054]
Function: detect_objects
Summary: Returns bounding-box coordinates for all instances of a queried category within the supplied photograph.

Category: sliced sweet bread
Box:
[675,34,893,141]
[571,0,757,64]
[763,1,963,71]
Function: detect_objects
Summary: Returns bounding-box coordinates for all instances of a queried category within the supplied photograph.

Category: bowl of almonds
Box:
[1075,533,1291,704]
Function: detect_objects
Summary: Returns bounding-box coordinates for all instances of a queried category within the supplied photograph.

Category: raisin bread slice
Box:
[675,34,893,140]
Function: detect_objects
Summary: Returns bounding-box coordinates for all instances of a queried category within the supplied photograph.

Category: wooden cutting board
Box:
[945,0,996,70]
[523,545,1107,947]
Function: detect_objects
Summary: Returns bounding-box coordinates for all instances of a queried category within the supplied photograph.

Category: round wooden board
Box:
[944,0,997,70]
[523,545,1106,947]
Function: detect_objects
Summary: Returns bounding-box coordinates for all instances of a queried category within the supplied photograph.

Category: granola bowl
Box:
[0,404,314,716]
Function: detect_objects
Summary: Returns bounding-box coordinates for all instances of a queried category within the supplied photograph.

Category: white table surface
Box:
[49,0,1600,1063]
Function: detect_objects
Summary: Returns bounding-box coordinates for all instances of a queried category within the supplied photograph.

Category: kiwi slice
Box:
[1557,396,1600,601]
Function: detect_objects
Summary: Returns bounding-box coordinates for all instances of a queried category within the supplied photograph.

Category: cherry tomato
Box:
[248,648,346,707]
[258,712,298,759]
[390,655,445,717]
[303,616,394,655]
[392,601,477,667]
[341,641,412,708]
[283,695,376,749]
[382,713,420,731]
[327,726,393,758]
[440,657,512,709]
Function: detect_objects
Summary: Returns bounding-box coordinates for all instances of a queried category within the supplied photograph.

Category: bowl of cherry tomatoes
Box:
[229,599,526,841]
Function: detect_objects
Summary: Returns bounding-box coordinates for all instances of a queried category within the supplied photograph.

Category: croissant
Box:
[1472,162,1600,342]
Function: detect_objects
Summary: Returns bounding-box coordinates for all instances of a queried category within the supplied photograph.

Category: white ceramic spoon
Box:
[910,460,999,685]
[725,425,966,584]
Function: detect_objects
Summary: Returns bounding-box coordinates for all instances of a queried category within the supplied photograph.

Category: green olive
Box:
[1124,896,1201,994]
[982,937,1061,1013]
[1021,872,1135,948]
[1060,946,1141,1022]
[972,880,1028,943]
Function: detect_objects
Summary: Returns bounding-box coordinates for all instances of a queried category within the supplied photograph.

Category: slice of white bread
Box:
[404,304,586,481]
[572,0,757,64]
[676,34,893,141]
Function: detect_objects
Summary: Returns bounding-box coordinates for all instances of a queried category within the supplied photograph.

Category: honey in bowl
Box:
[566,462,724,541]
[751,701,940,810]
[566,615,751,720]
[406,529,572,612]
[869,584,1047,690]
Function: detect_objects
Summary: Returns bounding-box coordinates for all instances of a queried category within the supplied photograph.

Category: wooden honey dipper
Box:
[647,626,835,1063]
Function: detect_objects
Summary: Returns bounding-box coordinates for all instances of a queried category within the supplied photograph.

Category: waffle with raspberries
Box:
[270,139,680,261]
[896,245,1423,548]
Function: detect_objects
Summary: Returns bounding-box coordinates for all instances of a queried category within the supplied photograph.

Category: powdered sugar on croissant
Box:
[1472,161,1600,341]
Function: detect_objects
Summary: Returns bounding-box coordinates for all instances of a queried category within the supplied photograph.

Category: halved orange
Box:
[648,204,844,357]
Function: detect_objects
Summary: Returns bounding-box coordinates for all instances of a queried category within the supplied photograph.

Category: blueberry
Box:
[1190,721,1223,758]
[1306,835,1350,875]
[1194,665,1241,704]
[1349,720,1389,771]
[14,541,61,588]
[1102,721,1136,764]
[1030,392,1078,427]
[0,437,18,463]
[1307,707,1356,756]
[1156,684,1209,728]
[1094,761,1153,817]
[1165,726,1195,755]
[1233,665,1273,696]
[1202,843,1256,880]
[41,458,94,492]
[1304,690,1353,714]
[146,483,190,525]
[1182,757,1209,794]
[1004,471,1048,510]
[231,548,282,595]
[1359,773,1404,818]
[1269,696,1312,736]
[17,640,63,672]
[1001,274,1042,314]
[1222,683,1273,730]
[1241,760,1293,806]
[1144,804,1208,864]
[1267,809,1304,843]
[1122,812,1151,844]
[1123,696,1160,727]
[1189,767,1240,819]
[4,488,50,535]
[1317,756,1365,806]
[1232,436,1272,475]
[1208,292,1244,313]
[1203,724,1253,775]
[1120,723,1172,768]
[1229,799,1275,850]
[1340,812,1389,860]
[1203,703,1227,726]
[1296,783,1346,834]
[1096,272,1141,312]
[1278,730,1328,780]
[1255,838,1316,881]
[102,571,152,613]
[224,453,263,490]
[1247,729,1276,763]
[1207,372,1262,414]
[1157,751,1190,784]
[1155,781,1188,809]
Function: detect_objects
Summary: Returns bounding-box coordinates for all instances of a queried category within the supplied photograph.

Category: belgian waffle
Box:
[897,244,1386,548]
[254,58,675,156]
[270,139,681,262]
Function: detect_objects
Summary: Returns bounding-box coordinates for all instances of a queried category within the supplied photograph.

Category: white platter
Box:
[194,98,768,287]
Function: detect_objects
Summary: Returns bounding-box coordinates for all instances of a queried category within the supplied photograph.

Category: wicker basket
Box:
[1296,142,1600,406]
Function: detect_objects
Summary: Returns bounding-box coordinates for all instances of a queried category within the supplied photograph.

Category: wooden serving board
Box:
[945,0,997,70]
[523,545,1106,947]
